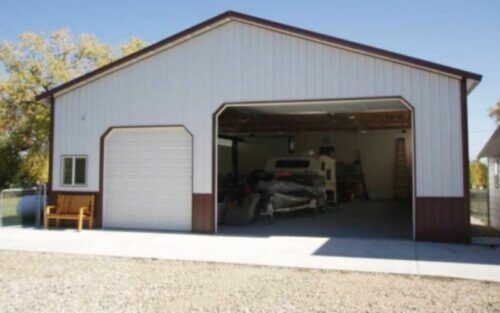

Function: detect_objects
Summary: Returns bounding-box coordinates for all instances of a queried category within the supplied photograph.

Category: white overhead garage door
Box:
[103,127,192,231]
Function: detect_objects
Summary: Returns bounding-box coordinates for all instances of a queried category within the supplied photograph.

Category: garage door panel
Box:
[106,180,191,191]
[106,167,191,178]
[106,145,191,156]
[103,127,192,231]
[106,187,192,195]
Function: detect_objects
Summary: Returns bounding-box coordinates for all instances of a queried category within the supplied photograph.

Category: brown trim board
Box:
[192,194,215,233]
[461,78,471,240]
[37,11,481,101]
[415,197,469,243]
[48,96,55,193]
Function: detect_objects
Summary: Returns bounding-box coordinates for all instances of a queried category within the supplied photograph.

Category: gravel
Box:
[0,250,498,313]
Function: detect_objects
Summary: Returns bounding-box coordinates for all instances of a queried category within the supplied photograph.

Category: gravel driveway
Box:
[0,250,498,313]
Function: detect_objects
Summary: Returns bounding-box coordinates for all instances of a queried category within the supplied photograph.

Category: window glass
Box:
[74,158,87,185]
[63,157,73,185]
[61,156,87,186]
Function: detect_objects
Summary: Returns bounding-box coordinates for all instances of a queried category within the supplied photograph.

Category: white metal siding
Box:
[53,20,464,197]
[103,127,192,231]
[489,158,500,230]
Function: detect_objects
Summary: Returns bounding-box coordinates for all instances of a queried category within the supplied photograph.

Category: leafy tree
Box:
[470,160,488,189]
[0,30,146,187]
[120,36,145,56]
[0,140,20,189]
[490,101,500,124]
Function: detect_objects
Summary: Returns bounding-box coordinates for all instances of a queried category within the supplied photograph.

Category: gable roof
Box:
[36,10,482,101]
[479,126,500,158]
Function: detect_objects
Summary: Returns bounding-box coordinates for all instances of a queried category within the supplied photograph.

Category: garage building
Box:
[37,11,482,242]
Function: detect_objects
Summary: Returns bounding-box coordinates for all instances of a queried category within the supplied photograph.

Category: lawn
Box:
[0,250,498,313]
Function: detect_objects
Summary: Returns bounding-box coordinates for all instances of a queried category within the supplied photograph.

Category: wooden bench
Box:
[44,194,95,231]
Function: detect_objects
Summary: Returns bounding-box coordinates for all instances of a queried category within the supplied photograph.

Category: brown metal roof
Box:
[479,126,500,158]
[36,10,482,101]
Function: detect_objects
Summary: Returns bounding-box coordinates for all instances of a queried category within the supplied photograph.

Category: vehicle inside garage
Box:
[215,98,414,239]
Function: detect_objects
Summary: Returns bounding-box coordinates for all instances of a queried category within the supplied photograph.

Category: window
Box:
[61,156,87,186]
[495,160,499,189]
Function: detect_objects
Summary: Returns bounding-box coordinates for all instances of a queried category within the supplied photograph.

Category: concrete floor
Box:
[220,200,413,239]
[0,200,498,282]
[0,226,499,282]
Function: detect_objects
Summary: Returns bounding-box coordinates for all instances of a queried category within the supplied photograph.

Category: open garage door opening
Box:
[215,98,415,239]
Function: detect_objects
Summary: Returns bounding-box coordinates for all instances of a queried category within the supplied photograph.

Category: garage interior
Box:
[216,98,414,239]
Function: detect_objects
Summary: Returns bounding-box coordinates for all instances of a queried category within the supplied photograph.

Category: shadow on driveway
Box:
[313,237,500,265]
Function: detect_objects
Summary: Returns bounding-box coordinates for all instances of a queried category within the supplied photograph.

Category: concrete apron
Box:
[0,227,499,282]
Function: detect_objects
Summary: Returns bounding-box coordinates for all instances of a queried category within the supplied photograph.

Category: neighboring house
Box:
[37,11,482,242]
[479,126,500,230]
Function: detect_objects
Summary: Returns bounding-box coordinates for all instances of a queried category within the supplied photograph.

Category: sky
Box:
[1,0,498,159]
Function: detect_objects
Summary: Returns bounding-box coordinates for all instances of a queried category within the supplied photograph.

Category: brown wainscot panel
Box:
[47,191,101,228]
[192,193,215,233]
[415,197,470,243]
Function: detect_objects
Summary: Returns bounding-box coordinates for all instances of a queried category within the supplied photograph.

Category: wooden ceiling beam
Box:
[219,110,411,133]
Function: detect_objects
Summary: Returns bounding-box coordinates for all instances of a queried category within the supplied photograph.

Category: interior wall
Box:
[296,130,412,199]
[234,129,412,200]
[218,146,232,176]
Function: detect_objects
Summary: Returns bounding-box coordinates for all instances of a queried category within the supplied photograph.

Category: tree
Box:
[0,30,146,187]
[490,101,500,124]
[470,160,488,189]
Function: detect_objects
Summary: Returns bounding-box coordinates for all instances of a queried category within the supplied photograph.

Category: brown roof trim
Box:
[36,10,482,100]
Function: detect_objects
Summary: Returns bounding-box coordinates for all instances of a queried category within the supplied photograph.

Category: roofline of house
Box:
[478,125,500,158]
[36,10,482,101]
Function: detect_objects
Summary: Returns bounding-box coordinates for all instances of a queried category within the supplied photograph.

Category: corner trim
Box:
[48,96,55,193]
[460,78,471,239]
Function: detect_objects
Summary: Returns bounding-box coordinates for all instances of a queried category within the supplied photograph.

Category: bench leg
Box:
[88,218,94,230]
[78,214,83,231]
[44,215,48,229]
[55,219,60,228]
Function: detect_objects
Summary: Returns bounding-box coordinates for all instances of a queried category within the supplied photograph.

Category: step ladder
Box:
[394,138,410,200]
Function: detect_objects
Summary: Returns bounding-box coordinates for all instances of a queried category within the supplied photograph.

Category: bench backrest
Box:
[56,194,95,215]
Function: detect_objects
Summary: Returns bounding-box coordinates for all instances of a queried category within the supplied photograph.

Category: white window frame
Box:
[60,155,88,187]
